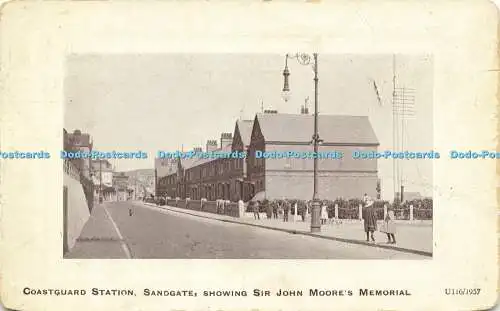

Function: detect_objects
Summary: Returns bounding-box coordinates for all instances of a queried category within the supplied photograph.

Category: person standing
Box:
[363,193,369,204]
[221,199,226,215]
[272,200,278,219]
[299,201,306,222]
[253,200,260,220]
[384,207,397,244]
[265,199,272,219]
[278,201,284,219]
[321,201,329,225]
[362,198,377,242]
[293,200,298,222]
[283,200,290,222]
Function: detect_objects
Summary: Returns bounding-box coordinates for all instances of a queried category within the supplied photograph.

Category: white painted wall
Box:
[64,173,91,251]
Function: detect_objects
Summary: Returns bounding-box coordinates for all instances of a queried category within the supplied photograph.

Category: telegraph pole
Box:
[99,160,103,203]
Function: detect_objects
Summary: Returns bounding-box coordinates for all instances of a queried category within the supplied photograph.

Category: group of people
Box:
[362,194,397,244]
[247,199,338,224]
[228,194,398,245]
[249,199,309,222]
[215,199,231,215]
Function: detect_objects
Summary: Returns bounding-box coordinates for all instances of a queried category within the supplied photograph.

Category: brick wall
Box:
[264,144,377,172]
[265,171,378,200]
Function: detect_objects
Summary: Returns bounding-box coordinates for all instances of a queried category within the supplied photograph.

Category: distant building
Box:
[160,132,238,201]
[91,159,113,187]
[91,159,114,201]
[113,172,129,201]
[63,129,93,179]
[155,158,178,197]
[157,163,179,198]
[158,112,380,202]
[246,113,379,200]
[183,136,234,201]
[124,169,155,199]
[155,158,177,179]
[231,119,255,201]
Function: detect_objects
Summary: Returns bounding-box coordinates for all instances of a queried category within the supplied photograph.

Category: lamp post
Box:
[282,53,322,233]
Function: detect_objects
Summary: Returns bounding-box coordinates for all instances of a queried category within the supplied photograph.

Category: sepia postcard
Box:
[0,1,498,310]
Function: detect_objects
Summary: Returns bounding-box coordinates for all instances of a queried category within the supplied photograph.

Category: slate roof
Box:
[182,143,233,169]
[236,119,254,146]
[254,113,379,145]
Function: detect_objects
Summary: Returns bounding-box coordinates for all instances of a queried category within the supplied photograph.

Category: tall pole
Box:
[400,87,405,203]
[154,168,158,198]
[281,52,321,233]
[99,160,102,203]
[310,53,321,233]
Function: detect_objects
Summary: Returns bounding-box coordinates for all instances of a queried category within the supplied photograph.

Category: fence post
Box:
[384,204,388,220]
[410,204,414,221]
[358,204,363,221]
[334,204,339,219]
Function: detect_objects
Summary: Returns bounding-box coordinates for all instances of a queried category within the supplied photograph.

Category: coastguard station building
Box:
[158,111,379,201]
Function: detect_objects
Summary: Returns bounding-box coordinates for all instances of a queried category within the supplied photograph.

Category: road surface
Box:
[66,201,426,259]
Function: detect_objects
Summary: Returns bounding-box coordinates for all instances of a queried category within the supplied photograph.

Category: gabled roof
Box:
[254,113,379,145]
[235,119,254,146]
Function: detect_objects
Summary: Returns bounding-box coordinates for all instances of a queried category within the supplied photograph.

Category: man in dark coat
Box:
[299,201,306,222]
[283,200,290,222]
[362,198,377,242]
[264,199,272,219]
[272,201,278,219]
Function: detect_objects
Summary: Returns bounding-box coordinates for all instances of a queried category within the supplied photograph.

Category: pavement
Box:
[146,203,433,257]
[65,201,429,259]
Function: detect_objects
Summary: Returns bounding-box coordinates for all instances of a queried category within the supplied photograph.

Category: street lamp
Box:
[282,53,322,233]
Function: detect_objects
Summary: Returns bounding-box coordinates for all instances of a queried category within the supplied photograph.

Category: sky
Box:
[64,53,433,199]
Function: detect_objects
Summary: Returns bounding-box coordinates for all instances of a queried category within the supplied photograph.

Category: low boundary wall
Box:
[166,199,242,218]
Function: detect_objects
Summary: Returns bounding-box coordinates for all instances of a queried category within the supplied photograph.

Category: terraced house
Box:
[157,111,379,202]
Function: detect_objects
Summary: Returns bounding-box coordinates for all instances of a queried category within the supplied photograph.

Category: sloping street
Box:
[66,202,426,259]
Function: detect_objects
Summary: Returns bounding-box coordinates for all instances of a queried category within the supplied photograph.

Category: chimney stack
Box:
[220,133,233,147]
[264,109,278,114]
[206,140,218,152]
